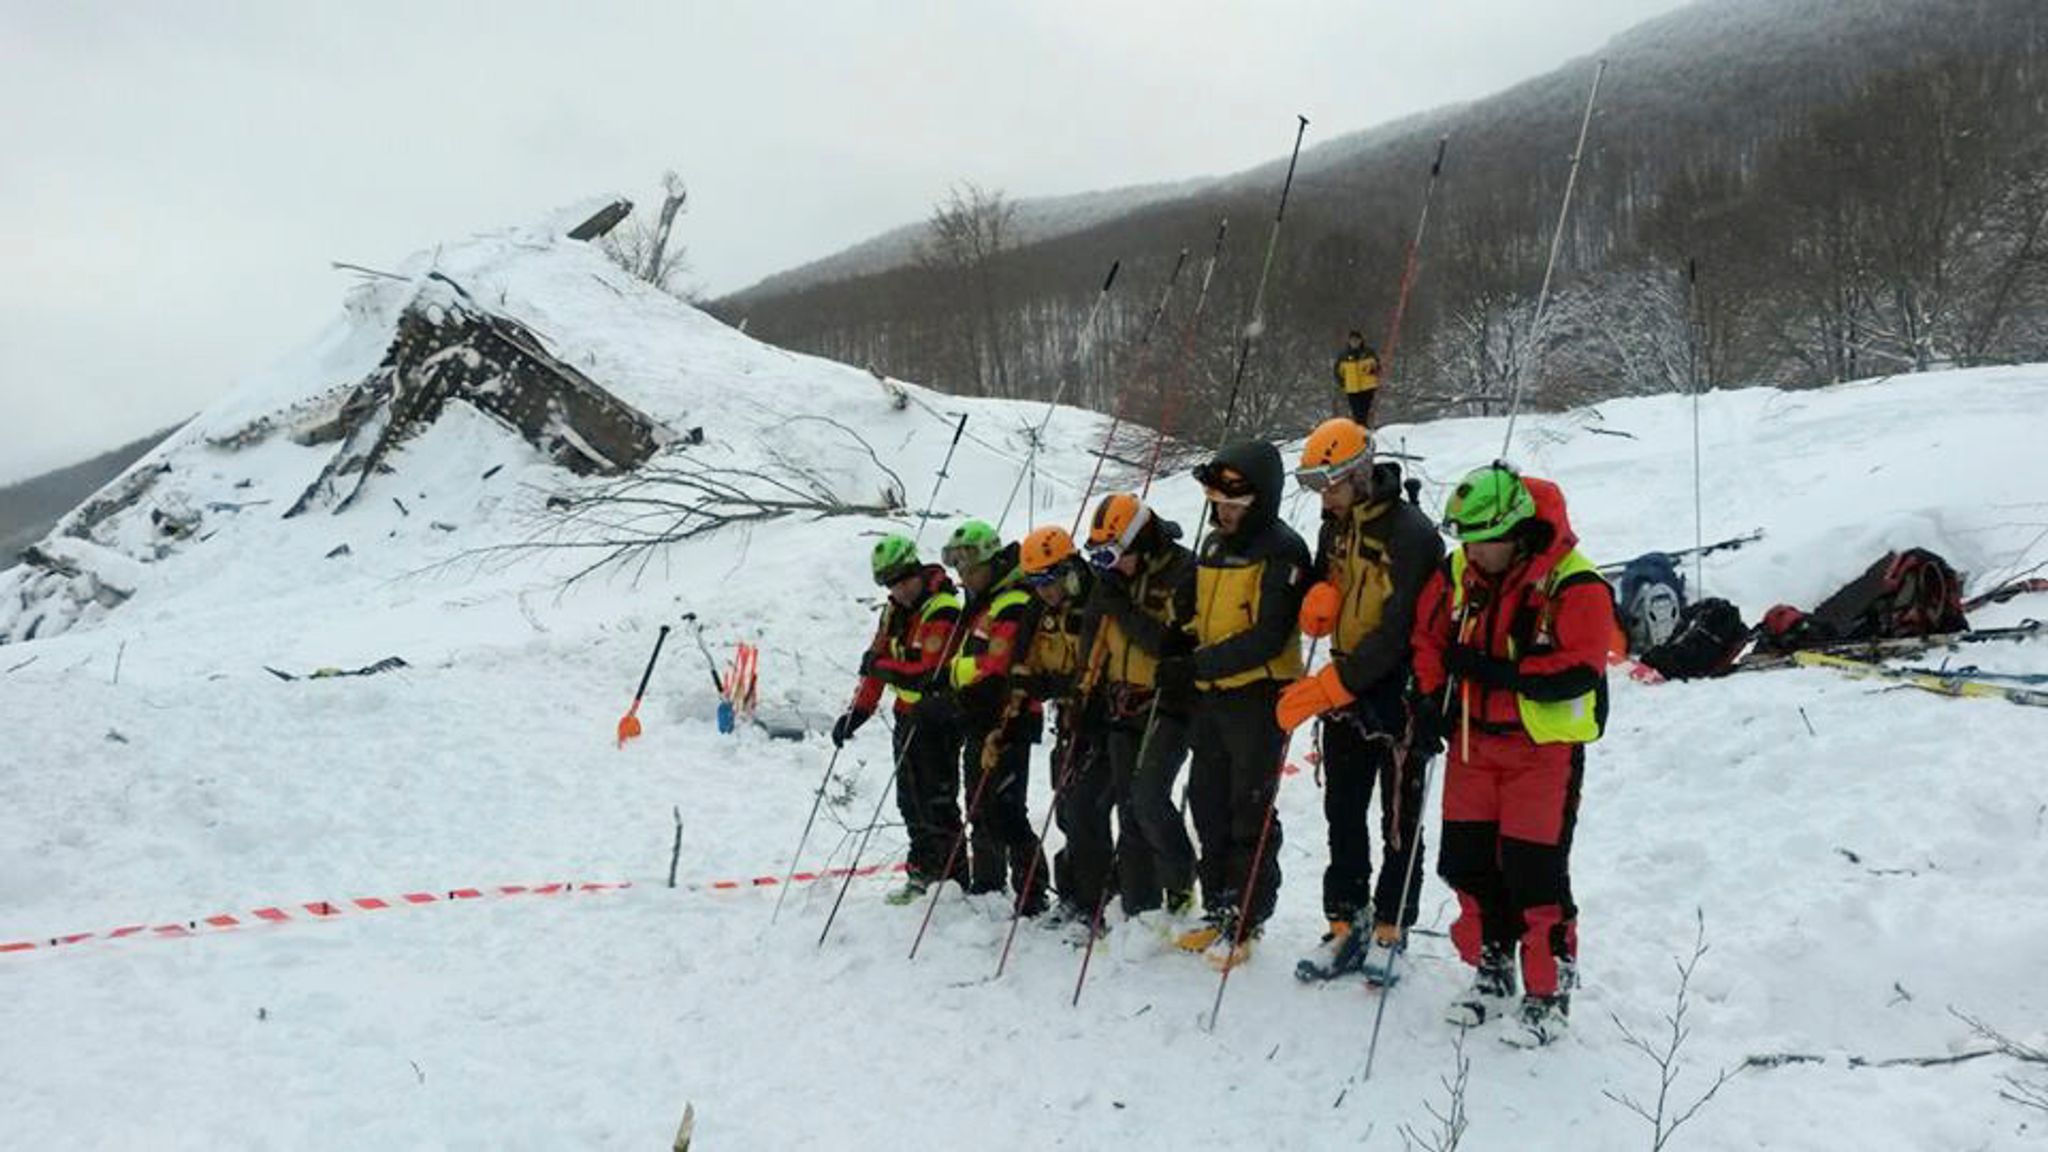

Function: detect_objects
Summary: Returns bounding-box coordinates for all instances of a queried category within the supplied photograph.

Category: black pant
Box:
[1320,704,1427,927]
[962,725,1050,912]
[1188,681,1286,930]
[892,711,964,882]
[1346,389,1377,427]
[1105,705,1194,914]
[1050,711,1114,912]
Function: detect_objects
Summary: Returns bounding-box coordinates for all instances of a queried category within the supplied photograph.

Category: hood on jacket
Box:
[1202,440,1286,536]
[1517,475,1579,579]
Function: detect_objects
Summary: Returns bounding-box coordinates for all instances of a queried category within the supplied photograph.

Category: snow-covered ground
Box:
[5,220,2048,1150]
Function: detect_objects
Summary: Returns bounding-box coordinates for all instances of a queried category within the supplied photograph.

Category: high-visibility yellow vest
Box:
[950,586,1033,691]
[889,590,959,705]
[1448,548,1602,745]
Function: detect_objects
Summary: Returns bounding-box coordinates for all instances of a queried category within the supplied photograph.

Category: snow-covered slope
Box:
[4,220,2047,1149]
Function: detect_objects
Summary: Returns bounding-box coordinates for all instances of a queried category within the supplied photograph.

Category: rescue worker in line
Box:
[1083,493,1198,921]
[1276,418,1445,982]
[944,520,1051,916]
[1174,441,1311,969]
[835,535,966,905]
[1411,464,1616,1048]
[1008,525,1111,938]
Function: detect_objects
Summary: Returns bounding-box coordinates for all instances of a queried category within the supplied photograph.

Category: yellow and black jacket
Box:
[1314,462,1445,699]
[1333,345,1381,395]
[1087,518,1197,717]
[948,543,1039,731]
[1190,441,1311,691]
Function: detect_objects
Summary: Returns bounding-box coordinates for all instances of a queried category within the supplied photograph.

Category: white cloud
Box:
[0,0,1687,483]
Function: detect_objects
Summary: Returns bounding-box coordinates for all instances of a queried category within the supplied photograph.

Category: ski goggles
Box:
[1022,562,1072,588]
[1086,504,1153,570]
[1193,462,1256,507]
[940,543,993,570]
[1294,457,1369,493]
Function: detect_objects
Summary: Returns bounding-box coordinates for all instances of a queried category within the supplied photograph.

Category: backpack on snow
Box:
[1640,598,1749,680]
[1614,552,1687,655]
[1758,548,1968,651]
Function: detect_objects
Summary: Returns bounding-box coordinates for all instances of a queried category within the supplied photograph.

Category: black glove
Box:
[1155,655,1196,696]
[1443,644,1518,690]
[831,709,870,748]
[857,650,878,677]
[1405,693,1445,757]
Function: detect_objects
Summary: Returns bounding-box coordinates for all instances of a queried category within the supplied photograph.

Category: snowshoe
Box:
[1295,918,1366,983]
[1500,994,1571,1049]
[1444,946,1518,1028]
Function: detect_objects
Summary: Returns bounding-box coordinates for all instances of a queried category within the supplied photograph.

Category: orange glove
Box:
[1275,664,1356,733]
[1299,580,1341,638]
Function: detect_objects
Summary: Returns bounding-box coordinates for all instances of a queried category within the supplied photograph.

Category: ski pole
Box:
[995,260,1122,531]
[1143,217,1230,498]
[771,743,844,925]
[1360,733,1439,1081]
[1500,59,1605,459]
[1068,250,1190,541]
[616,624,672,748]
[1380,137,1449,392]
[1204,638,1321,1033]
[1220,115,1309,439]
[915,413,970,547]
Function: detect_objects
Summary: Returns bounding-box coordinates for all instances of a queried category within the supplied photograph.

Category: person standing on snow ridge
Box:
[1083,493,1199,922]
[1410,464,1616,1049]
[835,535,967,905]
[944,520,1052,916]
[1007,525,1111,940]
[1174,441,1312,969]
[1333,330,1382,427]
[1275,418,1445,983]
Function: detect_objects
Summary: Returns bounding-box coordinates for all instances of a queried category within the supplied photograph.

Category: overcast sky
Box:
[0,0,1689,484]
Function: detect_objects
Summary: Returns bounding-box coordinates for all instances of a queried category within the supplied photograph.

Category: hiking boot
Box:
[1165,888,1197,918]
[1205,919,1262,971]
[1444,944,1518,1028]
[1501,994,1571,1049]
[884,877,931,906]
[1041,899,1088,930]
[1360,924,1407,987]
[1063,914,1109,948]
[1175,909,1232,954]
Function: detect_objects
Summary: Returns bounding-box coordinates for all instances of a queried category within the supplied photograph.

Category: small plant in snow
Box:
[1400,1026,1471,1152]
[1603,909,1738,1150]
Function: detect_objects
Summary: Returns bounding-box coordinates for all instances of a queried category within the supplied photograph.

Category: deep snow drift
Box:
[4,219,2047,1150]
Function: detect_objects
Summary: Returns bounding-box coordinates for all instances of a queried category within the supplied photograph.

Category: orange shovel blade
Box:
[616,707,643,748]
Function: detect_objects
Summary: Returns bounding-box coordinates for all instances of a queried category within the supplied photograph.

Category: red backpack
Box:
[1759,549,1968,651]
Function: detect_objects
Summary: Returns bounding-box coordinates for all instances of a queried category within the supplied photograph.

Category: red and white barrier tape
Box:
[2,862,908,959]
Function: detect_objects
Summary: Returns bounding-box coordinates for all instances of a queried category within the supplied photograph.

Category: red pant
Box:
[1437,731,1582,997]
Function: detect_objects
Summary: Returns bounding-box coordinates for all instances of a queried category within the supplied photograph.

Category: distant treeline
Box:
[712,0,2048,446]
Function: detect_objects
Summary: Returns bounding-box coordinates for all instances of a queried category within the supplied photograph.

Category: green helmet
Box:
[871,534,921,586]
[941,519,1003,571]
[1442,465,1536,542]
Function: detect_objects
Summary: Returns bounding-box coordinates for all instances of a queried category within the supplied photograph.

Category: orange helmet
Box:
[1296,418,1372,492]
[1085,492,1153,568]
[1019,524,1079,575]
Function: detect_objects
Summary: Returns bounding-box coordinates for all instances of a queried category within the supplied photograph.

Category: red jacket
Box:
[851,565,961,716]
[1411,477,1615,737]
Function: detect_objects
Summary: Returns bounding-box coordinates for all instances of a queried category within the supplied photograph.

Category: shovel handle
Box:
[633,625,672,702]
